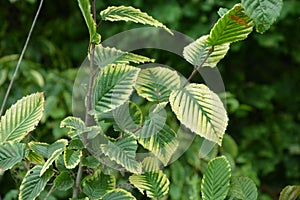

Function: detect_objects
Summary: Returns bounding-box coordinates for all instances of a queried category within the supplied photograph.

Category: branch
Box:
[182,46,214,88]
[73,0,97,198]
[0,0,44,116]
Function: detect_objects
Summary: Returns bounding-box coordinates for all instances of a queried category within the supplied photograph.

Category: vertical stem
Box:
[72,0,97,198]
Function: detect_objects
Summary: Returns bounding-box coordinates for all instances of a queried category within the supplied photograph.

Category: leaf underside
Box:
[169,83,228,145]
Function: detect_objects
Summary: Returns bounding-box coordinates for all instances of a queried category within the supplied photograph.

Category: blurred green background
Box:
[0,0,299,199]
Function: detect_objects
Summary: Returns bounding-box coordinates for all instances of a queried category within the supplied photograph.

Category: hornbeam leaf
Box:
[102,189,136,200]
[228,176,258,200]
[54,171,74,191]
[100,6,173,35]
[169,83,228,145]
[100,134,142,174]
[129,170,170,198]
[40,148,64,176]
[183,35,230,68]
[77,0,101,44]
[136,104,178,166]
[207,4,254,46]
[93,44,154,68]
[135,67,181,102]
[0,142,26,172]
[201,156,231,200]
[19,165,54,200]
[242,0,283,33]
[92,64,140,115]
[82,169,116,198]
[279,186,300,200]
[0,92,44,144]
[64,148,82,169]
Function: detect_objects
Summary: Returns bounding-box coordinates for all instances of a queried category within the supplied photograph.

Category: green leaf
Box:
[77,0,101,44]
[54,171,74,191]
[135,67,181,102]
[26,150,45,164]
[169,83,228,145]
[93,44,154,68]
[279,186,300,200]
[100,6,172,35]
[60,116,86,138]
[228,176,258,200]
[0,92,44,144]
[142,157,161,172]
[92,64,140,115]
[64,148,82,169]
[82,155,100,169]
[29,139,68,159]
[3,189,18,200]
[102,189,136,200]
[201,156,231,200]
[183,35,230,68]
[100,134,142,174]
[68,139,84,150]
[40,147,64,176]
[241,0,283,33]
[129,170,170,198]
[19,165,54,200]
[28,141,49,158]
[97,101,143,133]
[207,4,254,46]
[0,142,26,171]
[136,104,178,166]
[82,169,116,198]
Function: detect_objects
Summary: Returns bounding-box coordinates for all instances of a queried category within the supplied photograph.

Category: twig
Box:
[44,184,55,200]
[0,0,44,116]
[182,46,214,88]
[72,0,97,198]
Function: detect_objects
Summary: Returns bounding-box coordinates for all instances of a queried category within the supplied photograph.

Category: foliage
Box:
[1,0,299,199]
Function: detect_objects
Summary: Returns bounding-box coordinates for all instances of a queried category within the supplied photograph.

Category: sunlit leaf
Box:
[136,104,178,166]
[183,35,230,68]
[93,44,154,68]
[135,67,181,102]
[100,6,172,34]
[100,134,142,174]
[0,92,44,144]
[129,169,170,198]
[77,0,101,43]
[92,64,140,115]
[169,83,228,145]
[207,4,254,46]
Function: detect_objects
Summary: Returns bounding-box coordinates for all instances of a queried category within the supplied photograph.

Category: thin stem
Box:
[0,0,44,116]
[44,184,55,200]
[72,156,83,198]
[182,46,214,88]
[72,0,97,198]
